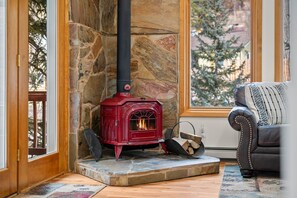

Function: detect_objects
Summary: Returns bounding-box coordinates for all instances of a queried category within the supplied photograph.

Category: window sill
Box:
[180,108,230,117]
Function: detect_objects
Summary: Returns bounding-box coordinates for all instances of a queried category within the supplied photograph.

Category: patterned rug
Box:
[16,183,106,198]
[219,165,283,198]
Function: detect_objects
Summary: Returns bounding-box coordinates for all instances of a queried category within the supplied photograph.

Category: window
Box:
[179,0,262,117]
[191,0,251,107]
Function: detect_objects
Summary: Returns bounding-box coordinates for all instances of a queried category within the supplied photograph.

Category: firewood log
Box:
[172,137,189,151]
[180,131,202,144]
[187,147,194,155]
[188,140,200,149]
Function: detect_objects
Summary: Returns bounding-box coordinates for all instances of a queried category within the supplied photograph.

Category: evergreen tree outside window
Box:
[29,0,47,91]
[28,0,47,157]
[190,0,251,107]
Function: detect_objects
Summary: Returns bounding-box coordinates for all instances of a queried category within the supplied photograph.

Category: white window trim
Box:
[46,0,57,153]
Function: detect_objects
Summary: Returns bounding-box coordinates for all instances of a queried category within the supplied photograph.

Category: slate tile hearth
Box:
[76,149,220,186]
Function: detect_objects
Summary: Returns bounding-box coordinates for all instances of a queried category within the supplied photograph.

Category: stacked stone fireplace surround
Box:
[69,0,180,170]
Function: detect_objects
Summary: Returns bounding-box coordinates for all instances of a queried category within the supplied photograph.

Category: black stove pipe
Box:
[117,0,131,93]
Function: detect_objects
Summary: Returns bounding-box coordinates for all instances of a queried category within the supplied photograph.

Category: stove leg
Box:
[160,142,168,154]
[114,145,123,160]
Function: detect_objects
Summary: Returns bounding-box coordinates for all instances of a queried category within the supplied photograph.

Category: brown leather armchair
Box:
[228,82,287,177]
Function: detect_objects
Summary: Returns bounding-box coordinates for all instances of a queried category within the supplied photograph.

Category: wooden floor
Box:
[49,161,232,198]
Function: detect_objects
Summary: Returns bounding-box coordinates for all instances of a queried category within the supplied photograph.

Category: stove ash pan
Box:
[99,93,165,160]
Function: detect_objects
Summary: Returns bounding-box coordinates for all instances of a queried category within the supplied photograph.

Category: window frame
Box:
[179,0,262,117]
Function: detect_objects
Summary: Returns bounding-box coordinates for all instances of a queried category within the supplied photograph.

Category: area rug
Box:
[16,183,106,198]
[219,165,283,198]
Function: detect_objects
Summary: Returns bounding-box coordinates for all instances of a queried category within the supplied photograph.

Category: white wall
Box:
[262,0,275,81]
[179,117,238,158]
[180,2,278,159]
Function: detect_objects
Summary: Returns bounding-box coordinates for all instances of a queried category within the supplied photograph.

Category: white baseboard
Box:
[205,149,237,159]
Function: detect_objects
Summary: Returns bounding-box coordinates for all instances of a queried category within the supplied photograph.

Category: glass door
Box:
[0,0,67,195]
[0,0,18,197]
[18,0,67,191]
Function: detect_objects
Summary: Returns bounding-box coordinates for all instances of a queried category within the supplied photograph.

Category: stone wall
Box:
[69,0,179,170]
[69,0,103,170]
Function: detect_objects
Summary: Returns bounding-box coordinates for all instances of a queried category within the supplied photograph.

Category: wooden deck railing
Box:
[28,91,47,156]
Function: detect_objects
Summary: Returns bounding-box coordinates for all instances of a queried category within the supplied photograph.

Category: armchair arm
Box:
[228,106,257,132]
[228,106,258,171]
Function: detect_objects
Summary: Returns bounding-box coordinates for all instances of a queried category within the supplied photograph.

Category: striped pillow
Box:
[244,82,288,126]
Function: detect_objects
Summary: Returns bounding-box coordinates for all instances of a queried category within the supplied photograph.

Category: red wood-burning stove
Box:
[99,0,165,160]
[100,93,165,160]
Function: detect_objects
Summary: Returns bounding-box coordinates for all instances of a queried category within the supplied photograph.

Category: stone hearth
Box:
[75,149,220,186]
